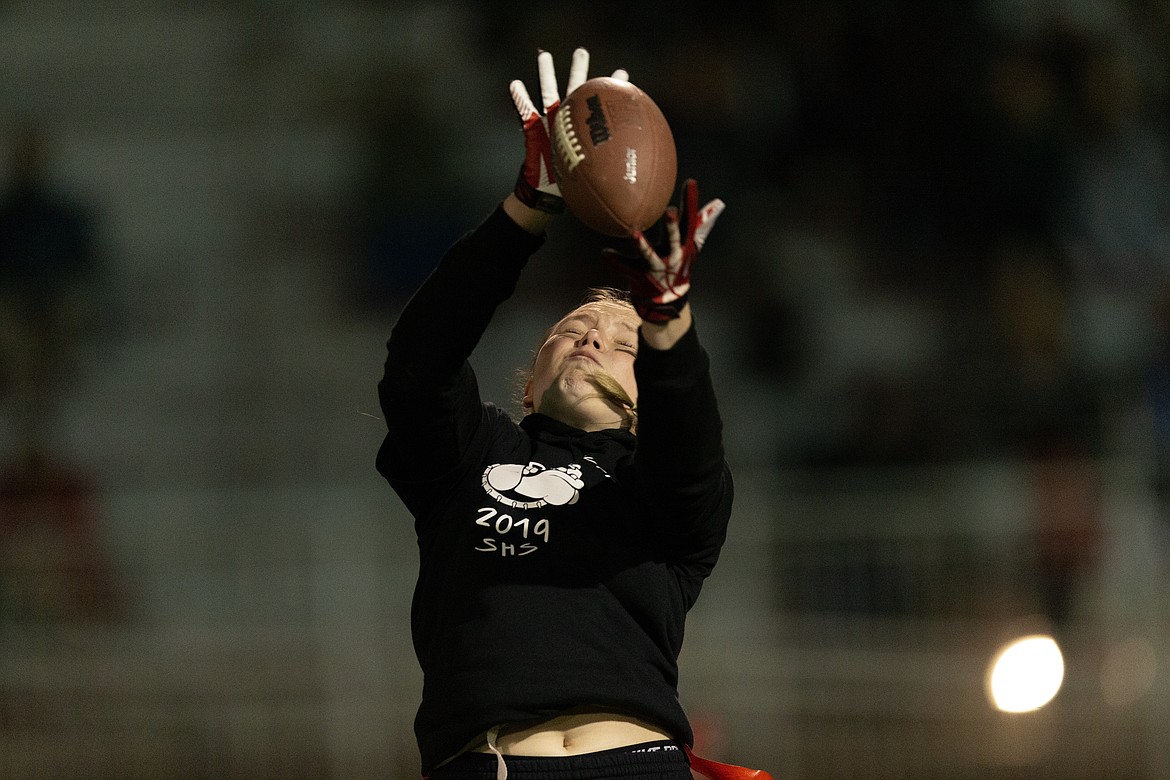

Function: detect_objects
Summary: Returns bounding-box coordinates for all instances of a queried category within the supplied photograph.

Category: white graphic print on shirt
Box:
[481,462,583,509]
[474,462,585,557]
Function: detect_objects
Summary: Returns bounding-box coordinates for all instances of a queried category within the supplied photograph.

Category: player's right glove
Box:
[509,47,628,214]
[603,178,726,323]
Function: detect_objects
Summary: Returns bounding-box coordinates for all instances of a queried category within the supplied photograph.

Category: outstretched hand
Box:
[509,47,629,214]
[603,179,726,323]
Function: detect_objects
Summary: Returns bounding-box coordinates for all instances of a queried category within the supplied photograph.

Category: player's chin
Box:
[557,364,598,389]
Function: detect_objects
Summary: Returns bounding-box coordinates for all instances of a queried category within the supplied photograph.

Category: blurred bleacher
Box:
[1,3,1169,778]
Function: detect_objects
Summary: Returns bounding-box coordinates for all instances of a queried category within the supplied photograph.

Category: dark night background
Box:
[1,2,1168,777]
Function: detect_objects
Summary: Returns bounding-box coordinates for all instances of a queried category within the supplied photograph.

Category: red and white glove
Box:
[509,48,629,214]
[603,178,726,323]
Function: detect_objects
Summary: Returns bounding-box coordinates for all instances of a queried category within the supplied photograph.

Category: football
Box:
[551,77,677,237]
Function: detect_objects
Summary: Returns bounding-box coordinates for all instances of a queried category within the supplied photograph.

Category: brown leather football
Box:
[551,77,677,237]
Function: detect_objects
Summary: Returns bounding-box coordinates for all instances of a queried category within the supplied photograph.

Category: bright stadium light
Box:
[987,634,1065,713]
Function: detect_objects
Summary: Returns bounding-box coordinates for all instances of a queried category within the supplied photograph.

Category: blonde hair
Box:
[586,370,638,432]
[516,287,639,432]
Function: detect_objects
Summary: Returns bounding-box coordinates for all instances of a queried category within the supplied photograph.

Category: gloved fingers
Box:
[611,68,629,82]
[566,47,590,96]
[633,228,668,272]
[663,206,683,263]
[509,79,539,126]
[537,50,560,114]
[693,199,726,251]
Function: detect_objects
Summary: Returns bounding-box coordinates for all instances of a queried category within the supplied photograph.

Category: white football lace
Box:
[552,107,584,172]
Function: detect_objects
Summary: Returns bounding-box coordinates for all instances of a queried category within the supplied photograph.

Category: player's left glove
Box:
[602,178,725,323]
[509,48,628,214]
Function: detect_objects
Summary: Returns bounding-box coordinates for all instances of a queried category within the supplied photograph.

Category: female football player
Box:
[378,47,766,780]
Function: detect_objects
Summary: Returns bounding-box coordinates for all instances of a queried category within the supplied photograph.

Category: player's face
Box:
[527,302,640,430]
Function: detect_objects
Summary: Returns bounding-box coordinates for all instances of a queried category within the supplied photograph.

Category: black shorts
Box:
[427,740,692,780]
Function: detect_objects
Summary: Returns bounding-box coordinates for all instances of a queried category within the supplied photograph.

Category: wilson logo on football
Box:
[585,94,611,145]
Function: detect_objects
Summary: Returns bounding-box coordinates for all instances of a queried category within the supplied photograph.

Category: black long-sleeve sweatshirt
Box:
[376,205,733,774]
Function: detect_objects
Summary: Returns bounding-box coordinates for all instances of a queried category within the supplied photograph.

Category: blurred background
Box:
[1,1,1168,777]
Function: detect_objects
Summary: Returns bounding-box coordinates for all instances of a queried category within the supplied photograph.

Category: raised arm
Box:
[505,47,630,236]
[605,178,726,347]
[606,180,731,542]
[377,48,622,481]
